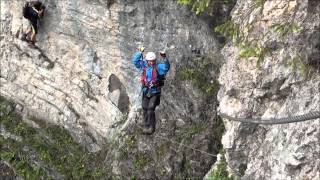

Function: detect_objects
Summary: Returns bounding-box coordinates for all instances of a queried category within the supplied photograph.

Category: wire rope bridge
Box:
[144,111,320,158]
[219,111,320,125]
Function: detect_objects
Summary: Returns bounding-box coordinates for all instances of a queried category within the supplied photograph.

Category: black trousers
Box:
[27,8,39,34]
[142,93,161,130]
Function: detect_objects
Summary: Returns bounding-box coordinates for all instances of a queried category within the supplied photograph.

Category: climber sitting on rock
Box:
[22,1,46,45]
[132,47,170,134]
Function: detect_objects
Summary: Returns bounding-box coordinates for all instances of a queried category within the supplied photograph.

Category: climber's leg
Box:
[146,93,161,134]
[142,93,150,129]
[29,17,38,44]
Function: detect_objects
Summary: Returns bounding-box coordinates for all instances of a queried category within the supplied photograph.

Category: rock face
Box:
[218,0,320,179]
[2,0,319,179]
[1,0,225,178]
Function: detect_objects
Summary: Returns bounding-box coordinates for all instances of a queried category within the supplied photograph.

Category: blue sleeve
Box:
[157,58,170,76]
[132,52,143,69]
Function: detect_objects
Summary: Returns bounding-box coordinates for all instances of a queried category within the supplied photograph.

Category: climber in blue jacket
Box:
[132,47,170,134]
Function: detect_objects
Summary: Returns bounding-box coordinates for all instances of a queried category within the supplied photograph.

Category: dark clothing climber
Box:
[132,47,170,134]
[22,1,46,45]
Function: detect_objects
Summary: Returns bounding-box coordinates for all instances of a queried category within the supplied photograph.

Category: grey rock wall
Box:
[218,0,320,179]
[1,0,224,178]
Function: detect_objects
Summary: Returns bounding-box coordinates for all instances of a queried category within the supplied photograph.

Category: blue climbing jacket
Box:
[132,52,170,94]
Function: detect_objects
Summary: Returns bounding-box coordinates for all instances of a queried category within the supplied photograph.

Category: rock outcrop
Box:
[2,0,319,179]
[1,0,225,178]
[218,0,320,179]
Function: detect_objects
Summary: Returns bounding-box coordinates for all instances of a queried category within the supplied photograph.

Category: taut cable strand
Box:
[219,111,320,125]
[134,125,217,158]
[155,134,217,158]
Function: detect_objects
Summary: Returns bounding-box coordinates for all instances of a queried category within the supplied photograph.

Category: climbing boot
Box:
[142,127,155,135]
[28,40,36,48]
[21,33,28,41]
[29,39,36,44]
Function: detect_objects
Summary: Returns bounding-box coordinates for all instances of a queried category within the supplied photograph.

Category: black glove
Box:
[159,51,166,58]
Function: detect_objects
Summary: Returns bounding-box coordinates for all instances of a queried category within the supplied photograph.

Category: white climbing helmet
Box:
[145,52,156,61]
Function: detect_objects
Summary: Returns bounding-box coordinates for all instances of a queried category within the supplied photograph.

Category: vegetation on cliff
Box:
[0,97,110,179]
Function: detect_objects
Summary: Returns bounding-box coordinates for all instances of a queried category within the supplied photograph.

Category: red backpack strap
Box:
[141,67,147,85]
[151,67,157,82]
[151,67,160,89]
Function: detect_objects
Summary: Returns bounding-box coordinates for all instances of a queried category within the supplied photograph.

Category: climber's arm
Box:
[132,52,144,69]
[157,58,170,76]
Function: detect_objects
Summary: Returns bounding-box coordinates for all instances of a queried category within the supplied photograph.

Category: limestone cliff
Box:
[1,0,319,179]
[1,0,224,179]
[218,0,320,179]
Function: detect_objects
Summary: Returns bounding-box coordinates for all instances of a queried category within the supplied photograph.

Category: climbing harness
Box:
[219,111,320,125]
[141,67,160,88]
[141,65,166,90]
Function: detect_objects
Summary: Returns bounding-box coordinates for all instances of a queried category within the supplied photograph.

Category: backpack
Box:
[23,2,30,19]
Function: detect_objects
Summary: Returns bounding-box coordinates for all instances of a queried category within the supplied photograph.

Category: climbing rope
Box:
[134,125,217,158]
[155,134,217,158]
[127,110,320,160]
[219,111,320,125]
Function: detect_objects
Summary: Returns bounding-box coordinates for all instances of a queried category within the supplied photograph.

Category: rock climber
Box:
[132,47,170,134]
[22,1,46,46]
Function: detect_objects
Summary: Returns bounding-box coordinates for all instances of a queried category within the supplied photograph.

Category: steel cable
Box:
[134,125,217,158]
[219,111,320,125]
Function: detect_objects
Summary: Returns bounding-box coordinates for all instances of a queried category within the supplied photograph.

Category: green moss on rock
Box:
[177,0,236,15]
[133,154,152,170]
[207,149,233,180]
[178,67,220,97]
[0,96,110,179]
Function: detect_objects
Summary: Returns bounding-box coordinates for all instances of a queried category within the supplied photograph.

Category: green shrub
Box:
[177,0,236,15]
[253,0,266,8]
[156,143,170,159]
[176,123,207,143]
[133,154,151,170]
[270,22,301,37]
[178,0,213,14]
[207,149,233,180]
[214,20,243,43]
[284,54,309,76]
[1,137,49,179]
[184,124,205,141]
[178,68,220,97]
[0,97,109,179]
[239,42,267,65]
